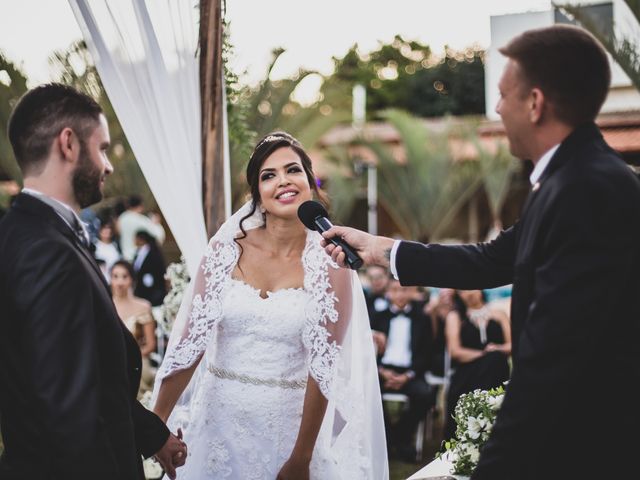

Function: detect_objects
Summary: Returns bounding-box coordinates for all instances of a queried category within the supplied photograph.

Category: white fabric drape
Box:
[69,0,208,275]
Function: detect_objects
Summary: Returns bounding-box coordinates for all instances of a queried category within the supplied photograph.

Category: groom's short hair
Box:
[8,83,103,175]
[500,24,610,127]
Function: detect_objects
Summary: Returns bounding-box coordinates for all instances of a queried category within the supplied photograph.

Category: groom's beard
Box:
[73,143,104,209]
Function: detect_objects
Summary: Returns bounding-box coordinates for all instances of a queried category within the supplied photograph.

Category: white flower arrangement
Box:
[440,385,506,476]
[156,257,190,334]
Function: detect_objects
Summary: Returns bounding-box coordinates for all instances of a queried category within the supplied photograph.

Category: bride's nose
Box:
[277,173,291,187]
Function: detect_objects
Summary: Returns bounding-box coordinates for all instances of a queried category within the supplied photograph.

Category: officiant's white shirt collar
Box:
[530,144,560,185]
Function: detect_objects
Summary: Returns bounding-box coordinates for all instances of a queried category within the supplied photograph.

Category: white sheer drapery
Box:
[69,0,208,275]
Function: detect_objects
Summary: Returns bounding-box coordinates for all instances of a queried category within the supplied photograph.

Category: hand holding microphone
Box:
[297,200,395,270]
[298,200,363,269]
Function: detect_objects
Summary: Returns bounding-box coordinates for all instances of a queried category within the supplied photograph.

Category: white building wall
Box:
[485,1,640,120]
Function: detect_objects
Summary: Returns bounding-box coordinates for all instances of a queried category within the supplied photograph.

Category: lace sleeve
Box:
[302,243,352,398]
[303,232,388,478]
[155,238,238,381]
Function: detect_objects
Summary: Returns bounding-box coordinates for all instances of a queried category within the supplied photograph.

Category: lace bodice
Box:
[209,279,311,380]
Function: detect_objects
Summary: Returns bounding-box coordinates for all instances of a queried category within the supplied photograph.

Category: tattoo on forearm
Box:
[383,247,391,263]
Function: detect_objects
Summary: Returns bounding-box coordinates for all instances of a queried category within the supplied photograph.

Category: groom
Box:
[0,84,186,479]
[322,25,640,479]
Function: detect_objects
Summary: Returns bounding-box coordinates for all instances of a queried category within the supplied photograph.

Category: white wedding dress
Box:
[175,279,339,479]
[152,203,388,479]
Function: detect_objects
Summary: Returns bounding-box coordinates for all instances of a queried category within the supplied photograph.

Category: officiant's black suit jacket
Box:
[0,193,169,480]
[396,123,640,479]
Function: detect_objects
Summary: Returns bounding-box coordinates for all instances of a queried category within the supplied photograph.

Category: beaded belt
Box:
[207,364,307,390]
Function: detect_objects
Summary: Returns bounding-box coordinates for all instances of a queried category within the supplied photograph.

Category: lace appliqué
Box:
[302,232,342,398]
[206,439,232,478]
[157,241,238,378]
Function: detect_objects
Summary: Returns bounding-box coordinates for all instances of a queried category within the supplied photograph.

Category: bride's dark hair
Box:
[235,131,328,264]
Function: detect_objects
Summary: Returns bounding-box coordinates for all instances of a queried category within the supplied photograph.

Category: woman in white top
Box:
[94,221,121,281]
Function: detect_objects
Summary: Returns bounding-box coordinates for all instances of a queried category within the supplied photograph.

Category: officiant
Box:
[321,25,640,480]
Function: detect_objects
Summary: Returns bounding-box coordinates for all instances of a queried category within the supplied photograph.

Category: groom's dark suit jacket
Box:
[396,123,640,479]
[0,193,169,480]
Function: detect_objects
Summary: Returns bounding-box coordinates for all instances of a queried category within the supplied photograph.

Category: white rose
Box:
[488,394,504,411]
[467,444,480,463]
[467,416,482,440]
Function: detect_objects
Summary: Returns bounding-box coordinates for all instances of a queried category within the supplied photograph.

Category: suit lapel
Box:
[13,193,112,295]
[519,122,601,221]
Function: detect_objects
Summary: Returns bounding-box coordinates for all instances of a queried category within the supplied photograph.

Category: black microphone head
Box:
[297,200,328,231]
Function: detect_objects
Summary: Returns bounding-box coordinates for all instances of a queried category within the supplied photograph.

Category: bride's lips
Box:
[275,189,299,204]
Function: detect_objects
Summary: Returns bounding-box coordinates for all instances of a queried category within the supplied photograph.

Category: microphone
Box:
[297,200,364,270]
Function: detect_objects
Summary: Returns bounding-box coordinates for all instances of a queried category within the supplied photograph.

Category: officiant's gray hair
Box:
[8,83,103,175]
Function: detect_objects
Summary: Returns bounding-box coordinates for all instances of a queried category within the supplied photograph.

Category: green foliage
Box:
[558,1,640,91]
[226,37,488,223]
[440,386,506,476]
[0,51,28,183]
[320,36,485,119]
[323,145,364,223]
[228,46,351,208]
[366,110,482,242]
[223,21,257,209]
[49,41,157,210]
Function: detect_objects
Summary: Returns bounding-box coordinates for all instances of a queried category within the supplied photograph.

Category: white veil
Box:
[151,202,388,479]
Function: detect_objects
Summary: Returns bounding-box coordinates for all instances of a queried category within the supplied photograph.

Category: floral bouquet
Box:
[155,257,191,334]
[440,385,505,476]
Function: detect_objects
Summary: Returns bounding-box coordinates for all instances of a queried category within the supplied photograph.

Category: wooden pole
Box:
[200,0,226,237]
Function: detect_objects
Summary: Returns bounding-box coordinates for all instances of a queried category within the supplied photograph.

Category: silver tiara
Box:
[257,134,286,148]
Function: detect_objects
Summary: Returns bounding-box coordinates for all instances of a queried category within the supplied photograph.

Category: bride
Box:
[152,132,388,479]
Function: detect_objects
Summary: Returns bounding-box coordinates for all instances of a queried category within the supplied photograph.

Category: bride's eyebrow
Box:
[259,162,301,174]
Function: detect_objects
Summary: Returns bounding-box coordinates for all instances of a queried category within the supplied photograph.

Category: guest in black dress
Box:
[444,290,511,439]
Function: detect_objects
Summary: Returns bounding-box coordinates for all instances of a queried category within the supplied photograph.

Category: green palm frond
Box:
[323,145,362,223]
[557,2,640,91]
[369,110,481,242]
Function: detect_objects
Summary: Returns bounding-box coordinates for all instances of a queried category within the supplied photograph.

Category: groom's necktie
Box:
[71,215,90,248]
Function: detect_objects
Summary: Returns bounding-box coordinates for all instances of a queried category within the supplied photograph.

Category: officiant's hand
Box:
[155,429,187,479]
[320,226,395,269]
[276,454,310,480]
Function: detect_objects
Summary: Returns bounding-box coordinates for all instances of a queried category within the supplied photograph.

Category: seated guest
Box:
[444,290,511,439]
[364,265,390,319]
[111,260,157,395]
[372,278,437,462]
[132,229,167,306]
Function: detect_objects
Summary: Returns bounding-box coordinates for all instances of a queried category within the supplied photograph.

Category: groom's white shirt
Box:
[389,143,560,279]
